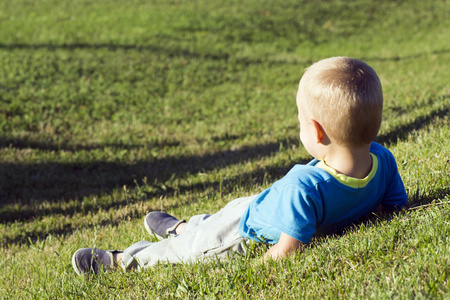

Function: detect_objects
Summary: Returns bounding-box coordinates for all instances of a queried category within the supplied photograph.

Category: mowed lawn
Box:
[0,0,449,298]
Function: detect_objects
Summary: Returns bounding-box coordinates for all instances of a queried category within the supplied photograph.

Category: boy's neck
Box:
[320,143,373,179]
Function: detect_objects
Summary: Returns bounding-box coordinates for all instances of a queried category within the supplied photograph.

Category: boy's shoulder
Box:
[370,142,398,166]
[370,142,393,156]
[279,161,333,188]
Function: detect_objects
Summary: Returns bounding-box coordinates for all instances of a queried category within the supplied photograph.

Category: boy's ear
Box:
[309,119,325,144]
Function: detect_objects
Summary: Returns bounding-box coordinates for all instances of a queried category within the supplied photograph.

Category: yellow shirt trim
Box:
[316,153,378,188]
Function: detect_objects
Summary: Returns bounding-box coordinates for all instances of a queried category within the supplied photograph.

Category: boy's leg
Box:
[175,222,186,234]
[121,194,257,271]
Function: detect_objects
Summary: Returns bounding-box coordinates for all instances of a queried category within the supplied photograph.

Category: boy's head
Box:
[297,57,383,147]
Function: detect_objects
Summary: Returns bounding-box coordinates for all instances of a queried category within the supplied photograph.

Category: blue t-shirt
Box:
[238,142,407,244]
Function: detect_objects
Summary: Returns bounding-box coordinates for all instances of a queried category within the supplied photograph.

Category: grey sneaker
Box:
[144,211,185,240]
[72,248,122,275]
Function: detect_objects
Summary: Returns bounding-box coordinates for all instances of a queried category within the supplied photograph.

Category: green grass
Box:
[0,0,449,298]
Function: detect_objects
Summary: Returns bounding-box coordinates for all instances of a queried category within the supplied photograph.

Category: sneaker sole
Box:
[72,249,84,276]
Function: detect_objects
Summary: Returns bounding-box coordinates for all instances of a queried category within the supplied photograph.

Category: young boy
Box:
[72,57,408,274]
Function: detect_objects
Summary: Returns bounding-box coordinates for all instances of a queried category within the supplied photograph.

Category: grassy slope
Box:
[0,0,449,298]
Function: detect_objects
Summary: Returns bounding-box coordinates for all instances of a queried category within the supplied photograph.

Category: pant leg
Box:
[121,194,257,271]
[182,213,211,233]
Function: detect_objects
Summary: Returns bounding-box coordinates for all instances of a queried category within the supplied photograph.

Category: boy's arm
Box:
[261,232,304,261]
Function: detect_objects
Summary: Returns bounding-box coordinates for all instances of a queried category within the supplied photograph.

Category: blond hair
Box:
[298,57,383,147]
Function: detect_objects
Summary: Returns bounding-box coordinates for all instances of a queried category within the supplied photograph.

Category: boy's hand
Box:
[261,232,303,262]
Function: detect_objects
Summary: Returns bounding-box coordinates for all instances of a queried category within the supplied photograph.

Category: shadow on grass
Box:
[361,48,450,62]
[0,133,244,152]
[0,42,231,61]
[1,42,448,65]
[0,138,181,152]
[375,105,450,146]
[0,42,298,67]
[318,186,450,244]
[0,137,298,216]
[0,161,297,246]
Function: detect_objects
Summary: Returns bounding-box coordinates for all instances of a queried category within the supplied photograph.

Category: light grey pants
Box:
[121,194,257,271]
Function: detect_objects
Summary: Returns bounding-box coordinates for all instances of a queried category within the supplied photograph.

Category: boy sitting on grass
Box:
[72,57,407,275]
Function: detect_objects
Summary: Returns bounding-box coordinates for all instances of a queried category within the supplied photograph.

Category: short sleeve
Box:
[269,184,320,244]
